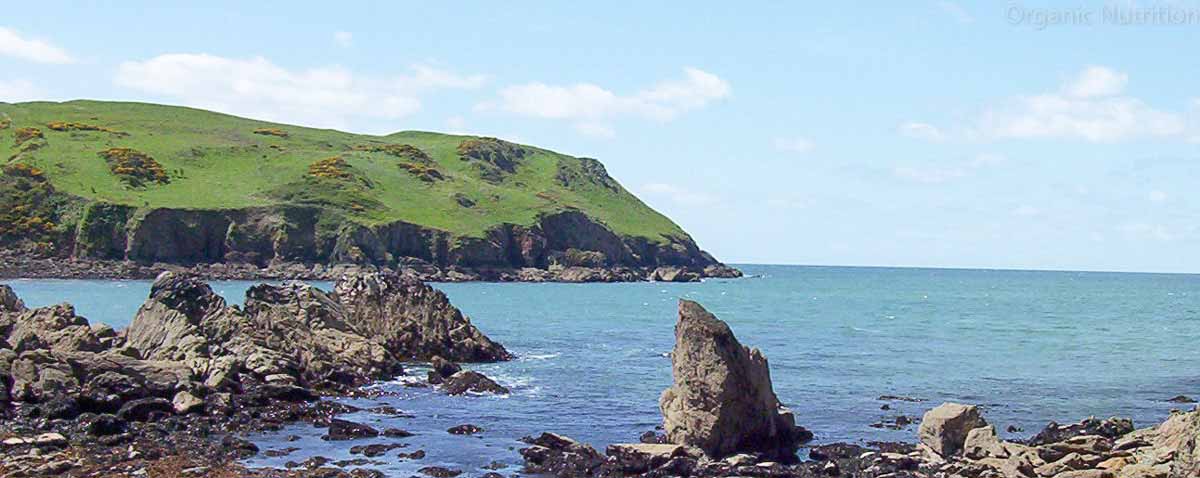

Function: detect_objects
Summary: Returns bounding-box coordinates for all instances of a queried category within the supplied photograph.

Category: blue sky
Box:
[3,2,1199,272]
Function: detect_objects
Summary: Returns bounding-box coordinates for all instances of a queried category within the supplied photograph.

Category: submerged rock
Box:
[659,299,809,460]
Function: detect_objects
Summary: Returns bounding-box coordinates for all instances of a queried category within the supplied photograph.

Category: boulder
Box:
[172,390,205,414]
[1148,409,1199,477]
[963,425,1009,460]
[117,397,173,422]
[659,300,807,460]
[917,402,987,457]
[442,370,509,395]
[333,272,511,362]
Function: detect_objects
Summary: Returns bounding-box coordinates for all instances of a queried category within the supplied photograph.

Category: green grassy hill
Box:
[1,100,683,240]
[0,100,725,274]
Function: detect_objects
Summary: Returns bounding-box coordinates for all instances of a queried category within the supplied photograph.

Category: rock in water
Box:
[333,272,511,362]
[659,299,807,460]
[918,402,987,457]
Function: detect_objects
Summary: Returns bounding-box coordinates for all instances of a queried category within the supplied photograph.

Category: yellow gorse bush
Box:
[98,148,170,186]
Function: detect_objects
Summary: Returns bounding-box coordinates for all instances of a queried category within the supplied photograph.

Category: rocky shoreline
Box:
[2,277,1195,478]
[0,249,742,283]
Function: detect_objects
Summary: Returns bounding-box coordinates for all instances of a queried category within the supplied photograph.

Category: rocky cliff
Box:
[0,100,741,282]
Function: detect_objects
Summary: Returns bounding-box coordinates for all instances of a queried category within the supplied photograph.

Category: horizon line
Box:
[727,261,1200,276]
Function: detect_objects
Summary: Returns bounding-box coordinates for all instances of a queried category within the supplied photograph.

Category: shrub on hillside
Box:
[307,156,354,180]
[98,148,170,187]
[13,127,43,146]
[46,121,127,136]
[353,143,432,163]
[253,128,289,138]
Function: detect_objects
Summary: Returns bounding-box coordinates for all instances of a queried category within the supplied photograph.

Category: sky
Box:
[2,2,1200,273]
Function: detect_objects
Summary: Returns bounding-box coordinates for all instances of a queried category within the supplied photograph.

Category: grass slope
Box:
[0,100,686,243]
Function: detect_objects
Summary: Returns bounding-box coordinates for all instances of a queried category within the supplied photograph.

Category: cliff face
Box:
[0,100,738,280]
[67,204,729,274]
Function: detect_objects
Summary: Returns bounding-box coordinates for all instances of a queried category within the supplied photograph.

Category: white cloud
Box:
[976,66,1186,143]
[0,27,74,64]
[938,1,974,23]
[333,31,353,48]
[0,79,41,102]
[487,67,730,136]
[899,122,946,142]
[1148,190,1168,203]
[774,136,814,154]
[1064,66,1127,98]
[640,182,717,206]
[114,53,485,131]
[892,165,966,184]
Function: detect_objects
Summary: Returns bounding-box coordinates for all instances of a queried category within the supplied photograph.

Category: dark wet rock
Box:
[81,413,126,436]
[350,443,405,457]
[383,427,414,438]
[1007,424,1023,433]
[366,405,412,417]
[878,394,925,402]
[117,397,173,422]
[480,473,504,478]
[333,272,511,362]
[397,449,426,460]
[659,299,809,460]
[264,447,300,457]
[1029,416,1134,446]
[1167,395,1196,403]
[220,434,260,458]
[442,370,509,395]
[419,466,463,477]
[427,355,462,384]
[870,415,915,430]
[639,430,668,444]
[322,418,380,441]
[448,424,483,435]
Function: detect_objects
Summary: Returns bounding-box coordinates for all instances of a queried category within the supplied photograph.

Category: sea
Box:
[5,264,1198,476]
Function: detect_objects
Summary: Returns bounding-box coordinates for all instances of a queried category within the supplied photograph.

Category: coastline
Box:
[0,250,743,283]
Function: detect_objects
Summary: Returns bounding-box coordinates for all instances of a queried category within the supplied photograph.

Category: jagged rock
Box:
[442,370,509,395]
[918,402,987,457]
[128,271,402,391]
[4,304,108,353]
[652,266,700,283]
[418,466,462,478]
[659,299,808,460]
[1166,395,1196,403]
[426,355,461,384]
[605,443,692,473]
[333,272,511,362]
[963,425,1009,460]
[1148,409,1199,477]
[0,284,24,312]
[1031,417,1135,445]
[519,433,605,477]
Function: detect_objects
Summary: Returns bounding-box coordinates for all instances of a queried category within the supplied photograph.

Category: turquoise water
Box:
[5,265,1199,475]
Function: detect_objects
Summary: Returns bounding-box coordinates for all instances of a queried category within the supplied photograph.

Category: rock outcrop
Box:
[913,402,1200,478]
[659,299,809,460]
[333,272,510,362]
[918,403,987,457]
